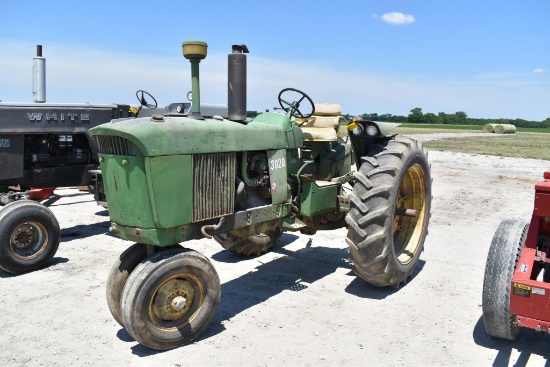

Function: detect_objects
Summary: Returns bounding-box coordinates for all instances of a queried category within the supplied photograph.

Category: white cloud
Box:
[381,12,415,25]
[1,40,549,120]
[532,68,547,74]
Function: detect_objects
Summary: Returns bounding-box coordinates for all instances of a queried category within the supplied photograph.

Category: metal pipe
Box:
[201,216,226,239]
[228,44,249,121]
[33,44,46,103]
[395,208,418,218]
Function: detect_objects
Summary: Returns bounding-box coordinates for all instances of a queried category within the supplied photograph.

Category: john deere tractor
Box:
[90,40,432,350]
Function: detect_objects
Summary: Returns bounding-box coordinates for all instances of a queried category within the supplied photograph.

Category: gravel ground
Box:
[1,146,550,367]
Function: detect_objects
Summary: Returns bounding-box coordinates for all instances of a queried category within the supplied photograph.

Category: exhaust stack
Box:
[228,44,249,121]
[182,40,207,120]
[32,45,46,103]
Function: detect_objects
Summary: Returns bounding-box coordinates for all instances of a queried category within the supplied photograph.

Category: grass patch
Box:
[337,122,550,160]
[422,132,550,160]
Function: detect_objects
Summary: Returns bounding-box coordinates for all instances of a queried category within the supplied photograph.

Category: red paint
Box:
[28,187,56,201]
[509,171,550,331]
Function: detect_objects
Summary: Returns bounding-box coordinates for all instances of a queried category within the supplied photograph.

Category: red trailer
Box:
[482,171,550,339]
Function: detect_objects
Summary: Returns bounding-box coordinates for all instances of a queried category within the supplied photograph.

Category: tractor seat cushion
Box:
[293,103,343,141]
[313,103,342,116]
[300,127,338,141]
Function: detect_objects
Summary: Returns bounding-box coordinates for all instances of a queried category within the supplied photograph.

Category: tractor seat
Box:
[294,103,344,141]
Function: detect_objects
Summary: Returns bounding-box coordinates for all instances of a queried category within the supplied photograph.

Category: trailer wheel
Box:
[121,248,220,350]
[0,200,60,274]
[214,221,282,256]
[345,136,431,287]
[482,218,528,340]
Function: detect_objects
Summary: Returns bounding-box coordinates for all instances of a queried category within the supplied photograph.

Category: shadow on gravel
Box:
[472,316,550,366]
[129,233,426,356]
[211,232,300,263]
[345,259,426,300]
[95,209,109,217]
[0,256,69,278]
[60,221,110,242]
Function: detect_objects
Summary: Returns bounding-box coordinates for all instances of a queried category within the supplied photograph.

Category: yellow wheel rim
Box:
[393,163,427,265]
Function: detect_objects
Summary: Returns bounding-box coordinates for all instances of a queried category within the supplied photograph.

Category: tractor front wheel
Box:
[345,136,431,287]
[120,248,220,350]
[107,244,184,326]
[0,200,60,273]
[106,243,148,326]
[482,218,528,340]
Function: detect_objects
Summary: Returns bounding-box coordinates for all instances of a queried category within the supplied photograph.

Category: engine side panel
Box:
[0,134,24,180]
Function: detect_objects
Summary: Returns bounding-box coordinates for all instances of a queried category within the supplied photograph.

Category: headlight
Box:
[366,124,378,136]
[347,122,364,136]
[352,124,364,136]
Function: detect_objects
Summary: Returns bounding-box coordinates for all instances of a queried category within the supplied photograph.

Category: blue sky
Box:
[1,0,549,120]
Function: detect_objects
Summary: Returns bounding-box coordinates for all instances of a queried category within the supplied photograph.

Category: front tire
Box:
[121,248,220,350]
[345,136,431,287]
[482,218,528,340]
[106,243,148,326]
[0,200,60,273]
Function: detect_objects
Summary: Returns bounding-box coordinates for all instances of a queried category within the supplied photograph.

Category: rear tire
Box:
[0,200,60,273]
[482,218,528,340]
[214,221,282,256]
[345,136,431,287]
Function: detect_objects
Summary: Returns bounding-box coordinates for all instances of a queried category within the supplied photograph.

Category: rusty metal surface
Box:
[95,135,133,156]
[193,152,235,222]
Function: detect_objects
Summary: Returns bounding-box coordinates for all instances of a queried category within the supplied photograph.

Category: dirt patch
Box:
[1,149,549,366]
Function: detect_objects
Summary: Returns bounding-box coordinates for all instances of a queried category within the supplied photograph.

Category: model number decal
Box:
[0,139,10,148]
[270,158,286,171]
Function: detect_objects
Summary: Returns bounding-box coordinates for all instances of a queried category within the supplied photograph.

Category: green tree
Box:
[408,108,424,124]
[423,112,439,124]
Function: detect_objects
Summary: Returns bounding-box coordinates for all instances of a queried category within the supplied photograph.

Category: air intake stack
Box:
[228,44,249,121]
[182,40,208,120]
[32,45,46,103]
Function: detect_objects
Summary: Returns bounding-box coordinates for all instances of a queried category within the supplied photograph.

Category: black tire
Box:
[106,243,148,326]
[107,244,183,327]
[214,221,282,256]
[482,218,528,340]
[0,200,60,274]
[345,136,431,287]
[121,248,220,350]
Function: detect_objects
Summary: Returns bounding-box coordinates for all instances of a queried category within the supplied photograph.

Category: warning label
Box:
[513,283,531,298]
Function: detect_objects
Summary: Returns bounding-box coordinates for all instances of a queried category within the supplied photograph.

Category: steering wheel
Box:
[277,88,315,119]
[135,90,158,109]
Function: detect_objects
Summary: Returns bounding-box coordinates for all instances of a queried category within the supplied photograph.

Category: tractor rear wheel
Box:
[482,218,528,340]
[214,220,283,256]
[345,136,431,287]
[0,200,60,273]
[120,248,220,350]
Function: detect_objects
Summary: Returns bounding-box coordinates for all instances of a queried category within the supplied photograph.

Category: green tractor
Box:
[90,40,432,350]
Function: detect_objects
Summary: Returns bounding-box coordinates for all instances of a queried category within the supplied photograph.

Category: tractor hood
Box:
[90,112,297,156]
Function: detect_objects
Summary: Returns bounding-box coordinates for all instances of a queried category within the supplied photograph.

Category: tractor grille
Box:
[94,136,135,156]
[193,152,236,222]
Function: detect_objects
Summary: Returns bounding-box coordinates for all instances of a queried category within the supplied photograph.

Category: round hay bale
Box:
[483,124,497,133]
[494,124,516,134]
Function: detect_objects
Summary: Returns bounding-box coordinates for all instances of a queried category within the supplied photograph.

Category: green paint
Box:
[91,116,291,156]
[266,149,288,205]
[145,155,193,228]
[299,181,338,216]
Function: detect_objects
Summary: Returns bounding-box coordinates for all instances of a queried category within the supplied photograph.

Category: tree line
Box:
[341,108,550,128]
[247,108,550,128]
